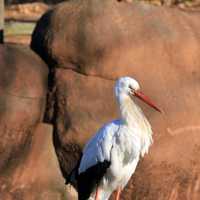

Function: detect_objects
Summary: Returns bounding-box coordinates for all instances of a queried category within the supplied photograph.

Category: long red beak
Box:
[134,90,162,113]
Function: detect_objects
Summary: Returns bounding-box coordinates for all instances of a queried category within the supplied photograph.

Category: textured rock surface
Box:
[0,45,66,200]
[0,123,67,200]
[31,0,200,199]
[31,0,200,78]
[0,44,48,172]
[49,68,200,200]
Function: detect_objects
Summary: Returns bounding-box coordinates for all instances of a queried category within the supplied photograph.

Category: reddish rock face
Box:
[0,45,66,200]
[49,67,200,199]
[31,0,200,78]
[31,0,200,199]
[0,44,48,172]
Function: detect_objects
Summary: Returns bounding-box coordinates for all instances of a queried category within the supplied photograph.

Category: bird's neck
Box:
[118,95,153,156]
[118,94,153,134]
[118,95,143,126]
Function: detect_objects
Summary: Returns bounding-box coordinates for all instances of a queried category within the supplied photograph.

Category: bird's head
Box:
[115,76,162,112]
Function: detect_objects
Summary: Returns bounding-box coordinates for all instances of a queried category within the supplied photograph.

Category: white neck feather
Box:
[118,95,153,156]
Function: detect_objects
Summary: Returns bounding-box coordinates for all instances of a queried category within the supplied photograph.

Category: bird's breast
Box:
[115,129,141,164]
[103,153,139,190]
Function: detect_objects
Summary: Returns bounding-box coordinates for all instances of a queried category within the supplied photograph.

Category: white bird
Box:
[66,76,161,200]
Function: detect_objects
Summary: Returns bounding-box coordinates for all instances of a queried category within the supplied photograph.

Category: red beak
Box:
[134,90,162,113]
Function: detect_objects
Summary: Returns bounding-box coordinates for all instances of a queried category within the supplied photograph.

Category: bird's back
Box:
[76,120,121,200]
[79,119,121,174]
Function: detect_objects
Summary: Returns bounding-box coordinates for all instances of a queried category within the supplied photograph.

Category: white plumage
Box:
[69,77,161,200]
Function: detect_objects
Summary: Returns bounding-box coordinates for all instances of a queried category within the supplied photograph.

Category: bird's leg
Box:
[95,186,100,200]
[116,187,122,200]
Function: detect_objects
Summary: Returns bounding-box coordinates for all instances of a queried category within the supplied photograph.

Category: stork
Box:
[66,76,161,200]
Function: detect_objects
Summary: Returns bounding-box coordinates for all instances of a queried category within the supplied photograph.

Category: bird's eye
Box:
[129,86,135,95]
[129,85,134,90]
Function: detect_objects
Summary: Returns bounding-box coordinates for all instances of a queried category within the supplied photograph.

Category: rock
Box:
[0,45,66,200]
[49,69,117,178]
[0,123,66,200]
[5,3,50,21]
[49,67,200,199]
[0,44,48,172]
[123,128,200,200]
[31,1,200,199]
[31,0,200,78]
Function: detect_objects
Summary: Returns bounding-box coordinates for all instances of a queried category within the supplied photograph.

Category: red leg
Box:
[116,187,121,200]
[95,187,99,200]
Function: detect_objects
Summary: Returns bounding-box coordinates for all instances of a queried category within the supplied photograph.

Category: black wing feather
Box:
[66,154,111,200]
[77,160,111,200]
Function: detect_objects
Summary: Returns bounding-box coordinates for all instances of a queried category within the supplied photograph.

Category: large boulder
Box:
[31,0,200,199]
[0,44,48,172]
[31,0,200,77]
[0,45,66,200]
